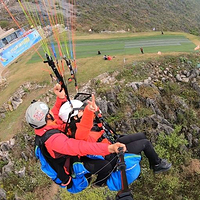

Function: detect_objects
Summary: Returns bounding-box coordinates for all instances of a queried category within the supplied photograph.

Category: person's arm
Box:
[75,94,99,140]
[45,133,126,157]
[75,105,95,140]
[51,97,67,120]
[51,84,67,121]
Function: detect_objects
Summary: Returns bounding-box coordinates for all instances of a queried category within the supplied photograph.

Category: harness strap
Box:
[35,129,63,146]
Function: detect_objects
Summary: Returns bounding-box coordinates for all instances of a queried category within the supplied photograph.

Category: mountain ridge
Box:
[1,0,200,35]
[75,0,200,34]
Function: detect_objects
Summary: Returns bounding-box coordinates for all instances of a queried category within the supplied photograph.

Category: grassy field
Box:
[0,31,199,141]
[28,32,196,63]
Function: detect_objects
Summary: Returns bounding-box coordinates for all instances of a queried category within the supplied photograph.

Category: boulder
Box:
[0,188,6,200]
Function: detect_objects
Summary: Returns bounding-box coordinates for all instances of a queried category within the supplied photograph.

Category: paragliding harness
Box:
[93,112,141,199]
[95,109,120,144]
[35,129,71,187]
[35,129,90,193]
[44,53,140,198]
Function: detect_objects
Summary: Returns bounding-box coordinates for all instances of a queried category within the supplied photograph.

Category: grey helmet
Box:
[25,101,49,129]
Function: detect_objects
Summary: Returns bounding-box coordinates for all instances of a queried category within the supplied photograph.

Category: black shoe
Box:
[153,159,172,174]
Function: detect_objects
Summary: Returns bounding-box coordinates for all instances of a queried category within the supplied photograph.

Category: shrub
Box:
[0,21,9,29]
[154,125,189,165]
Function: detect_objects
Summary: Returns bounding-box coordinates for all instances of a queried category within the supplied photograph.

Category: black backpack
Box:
[35,129,72,187]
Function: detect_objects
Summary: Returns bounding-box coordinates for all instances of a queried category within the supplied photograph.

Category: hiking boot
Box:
[153,159,172,174]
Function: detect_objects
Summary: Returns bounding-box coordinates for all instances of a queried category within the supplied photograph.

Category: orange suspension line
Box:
[41,0,63,74]
[52,0,65,74]
[34,0,54,56]
[44,0,63,59]
[18,0,48,54]
[71,0,76,58]
[1,0,44,61]
[52,0,59,25]
[71,0,77,70]
[1,0,23,32]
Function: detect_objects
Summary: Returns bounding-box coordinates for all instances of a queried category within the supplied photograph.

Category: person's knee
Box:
[144,139,154,148]
[139,132,147,139]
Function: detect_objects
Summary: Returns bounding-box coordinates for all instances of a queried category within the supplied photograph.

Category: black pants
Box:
[117,132,160,166]
[81,154,117,186]
[82,132,160,186]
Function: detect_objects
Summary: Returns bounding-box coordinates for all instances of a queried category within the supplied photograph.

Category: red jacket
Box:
[34,97,110,158]
[75,105,111,144]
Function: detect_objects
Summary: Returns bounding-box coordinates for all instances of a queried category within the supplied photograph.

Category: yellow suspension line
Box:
[18,0,47,54]
[52,0,65,59]
[33,2,51,55]
[58,0,70,59]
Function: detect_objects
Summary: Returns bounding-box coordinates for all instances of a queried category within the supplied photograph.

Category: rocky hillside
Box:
[76,0,200,34]
[1,0,200,34]
[0,53,200,199]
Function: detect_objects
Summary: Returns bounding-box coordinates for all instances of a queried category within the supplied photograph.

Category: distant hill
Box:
[1,0,200,35]
[76,0,200,34]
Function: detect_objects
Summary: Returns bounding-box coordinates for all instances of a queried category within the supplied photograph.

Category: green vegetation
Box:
[155,126,189,162]
[132,126,194,200]
[133,107,154,119]
[58,187,116,200]
[0,160,9,173]
[28,34,196,63]
[76,0,200,34]
[1,125,51,200]
[2,0,200,35]
[0,21,9,29]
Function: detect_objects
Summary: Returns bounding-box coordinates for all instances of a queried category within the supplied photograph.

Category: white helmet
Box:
[59,100,84,123]
[25,101,49,129]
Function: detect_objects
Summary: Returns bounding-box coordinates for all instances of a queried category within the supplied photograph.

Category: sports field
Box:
[76,35,195,57]
[29,34,196,63]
